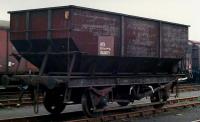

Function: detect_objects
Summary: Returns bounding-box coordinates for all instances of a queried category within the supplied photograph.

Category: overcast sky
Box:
[0,0,199,41]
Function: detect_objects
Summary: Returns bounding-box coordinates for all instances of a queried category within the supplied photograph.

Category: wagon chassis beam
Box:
[9,74,185,90]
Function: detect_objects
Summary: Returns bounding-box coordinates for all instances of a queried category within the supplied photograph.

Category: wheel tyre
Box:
[162,89,170,101]
[82,93,93,117]
[81,92,102,117]
[44,90,66,114]
[150,93,164,109]
[150,89,169,109]
[117,102,129,106]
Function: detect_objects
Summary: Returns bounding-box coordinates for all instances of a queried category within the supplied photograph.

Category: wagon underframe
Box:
[14,74,182,89]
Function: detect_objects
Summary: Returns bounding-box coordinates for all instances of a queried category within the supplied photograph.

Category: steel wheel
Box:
[81,92,102,117]
[44,90,66,114]
[150,89,169,109]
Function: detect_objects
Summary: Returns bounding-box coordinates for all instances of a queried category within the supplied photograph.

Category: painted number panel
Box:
[98,36,114,56]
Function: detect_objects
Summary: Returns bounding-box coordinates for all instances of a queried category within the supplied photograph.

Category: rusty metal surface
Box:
[191,43,200,70]
[30,11,48,39]
[70,8,121,55]
[0,29,7,73]
[0,28,38,74]
[14,74,179,88]
[9,6,188,75]
[124,17,159,57]
[161,23,188,58]
[68,75,176,88]
[51,9,69,39]
[10,12,26,40]
[10,6,188,59]
[8,5,189,27]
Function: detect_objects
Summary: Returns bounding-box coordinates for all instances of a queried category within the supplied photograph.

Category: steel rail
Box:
[0,96,199,122]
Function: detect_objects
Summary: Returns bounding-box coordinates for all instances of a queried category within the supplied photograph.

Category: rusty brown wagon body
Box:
[9,5,188,75]
[0,20,38,87]
[188,40,200,82]
[0,20,37,75]
[8,6,189,116]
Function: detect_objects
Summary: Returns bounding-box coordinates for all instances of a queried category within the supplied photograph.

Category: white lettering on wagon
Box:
[98,36,114,56]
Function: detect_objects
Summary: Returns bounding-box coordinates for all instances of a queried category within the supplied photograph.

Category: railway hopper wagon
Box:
[0,21,10,78]
[9,6,188,117]
[0,20,37,87]
[188,41,200,82]
[181,41,193,82]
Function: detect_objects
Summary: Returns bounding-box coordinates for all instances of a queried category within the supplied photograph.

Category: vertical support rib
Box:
[121,16,125,56]
[47,10,52,40]
[159,22,162,58]
[39,9,52,75]
[67,9,72,75]
[6,29,9,74]
[25,12,30,40]
[25,12,29,69]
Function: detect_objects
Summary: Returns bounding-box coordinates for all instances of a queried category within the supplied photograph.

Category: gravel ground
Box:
[129,106,200,122]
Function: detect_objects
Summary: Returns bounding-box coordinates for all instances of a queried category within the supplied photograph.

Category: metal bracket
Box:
[89,87,113,97]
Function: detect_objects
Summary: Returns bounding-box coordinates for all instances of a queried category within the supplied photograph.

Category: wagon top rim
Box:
[8,5,190,27]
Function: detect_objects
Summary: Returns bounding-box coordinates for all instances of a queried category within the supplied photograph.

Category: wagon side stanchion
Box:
[64,52,76,103]
[63,16,73,104]
[33,45,51,113]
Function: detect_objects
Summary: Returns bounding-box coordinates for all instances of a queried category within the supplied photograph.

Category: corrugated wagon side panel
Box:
[52,8,70,39]
[10,13,26,40]
[70,8,121,56]
[124,17,159,57]
[29,11,48,39]
[8,6,189,74]
[0,28,38,74]
[161,23,188,58]
[0,29,7,73]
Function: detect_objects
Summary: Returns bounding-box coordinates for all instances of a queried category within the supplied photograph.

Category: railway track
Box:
[174,84,200,92]
[0,84,199,108]
[0,85,43,107]
[0,97,43,107]
[0,96,199,122]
